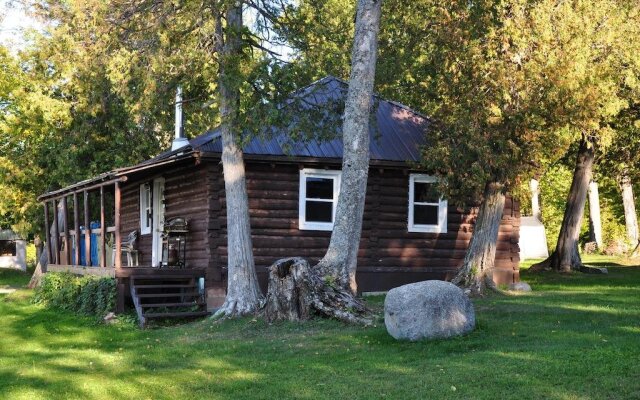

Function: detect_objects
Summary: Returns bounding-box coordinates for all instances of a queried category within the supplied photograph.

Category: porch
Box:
[38,173,219,322]
[40,176,125,271]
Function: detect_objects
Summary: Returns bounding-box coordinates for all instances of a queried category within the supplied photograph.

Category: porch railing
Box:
[42,181,122,269]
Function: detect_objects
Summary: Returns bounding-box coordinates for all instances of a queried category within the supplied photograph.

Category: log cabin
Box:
[38,76,521,325]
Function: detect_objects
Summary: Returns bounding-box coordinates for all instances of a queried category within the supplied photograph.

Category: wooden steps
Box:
[144,311,211,318]
[130,275,210,328]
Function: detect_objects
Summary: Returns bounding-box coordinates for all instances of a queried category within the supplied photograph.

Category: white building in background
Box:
[0,229,27,271]
[519,179,550,260]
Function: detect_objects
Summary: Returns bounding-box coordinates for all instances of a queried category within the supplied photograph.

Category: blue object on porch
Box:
[73,223,100,266]
[90,221,100,266]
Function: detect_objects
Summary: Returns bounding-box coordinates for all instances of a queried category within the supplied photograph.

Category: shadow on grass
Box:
[2,257,640,399]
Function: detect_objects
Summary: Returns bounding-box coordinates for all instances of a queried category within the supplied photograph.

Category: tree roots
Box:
[529,251,607,274]
[263,257,373,325]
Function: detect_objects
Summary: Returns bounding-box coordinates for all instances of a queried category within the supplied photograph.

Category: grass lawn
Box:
[1,256,639,400]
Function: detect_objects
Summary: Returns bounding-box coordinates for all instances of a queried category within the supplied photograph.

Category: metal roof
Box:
[189,76,430,162]
[0,229,23,241]
[39,76,430,200]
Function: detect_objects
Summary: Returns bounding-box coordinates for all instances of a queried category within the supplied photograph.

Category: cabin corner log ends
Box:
[263,257,373,325]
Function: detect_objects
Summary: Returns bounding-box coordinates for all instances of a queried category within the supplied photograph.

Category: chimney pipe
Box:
[171,85,189,151]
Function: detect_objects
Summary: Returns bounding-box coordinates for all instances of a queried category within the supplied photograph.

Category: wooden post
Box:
[114,182,122,269]
[62,196,71,265]
[73,192,81,266]
[52,199,60,265]
[44,202,52,262]
[84,190,91,266]
[100,186,106,268]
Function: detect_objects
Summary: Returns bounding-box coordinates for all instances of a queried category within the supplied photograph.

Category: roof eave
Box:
[37,150,198,202]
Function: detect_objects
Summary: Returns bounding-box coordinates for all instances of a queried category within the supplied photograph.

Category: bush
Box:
[34,272,116,318]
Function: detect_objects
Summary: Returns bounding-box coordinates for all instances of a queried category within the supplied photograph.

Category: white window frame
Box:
[140,182,152,235]
[408,174,448,233]
[299,168,341,231]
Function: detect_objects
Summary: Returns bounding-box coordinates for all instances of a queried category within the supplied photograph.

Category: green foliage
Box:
[597,177,631,251]
[0,268,31,288]
[528,162,632,253]
[538,164,574,251]
[25,243,36,269]
[0,0,348,242]
[286,0,640,206]
[33,272,116,318]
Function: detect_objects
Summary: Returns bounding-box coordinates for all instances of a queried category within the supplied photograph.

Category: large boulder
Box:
[384,280,475,341]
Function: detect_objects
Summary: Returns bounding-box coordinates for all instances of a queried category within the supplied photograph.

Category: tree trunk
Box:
[451,182,506,295]
[620,174,639,252]
[35,236,42,262]
[28,247,48,289]
[530,178,542,221]
[531,135,598,273]
[29,204,65,288]
[213,5,263,317]
[262,0,381,324]
[588,181,603,249]
[315,0,382,294]
[264,258,372,325]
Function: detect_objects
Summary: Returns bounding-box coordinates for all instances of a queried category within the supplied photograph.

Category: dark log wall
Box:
[119,162,212,271]
[212,161,520,293]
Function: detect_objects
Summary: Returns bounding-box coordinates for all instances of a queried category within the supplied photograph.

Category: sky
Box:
[0,0,43,50]
[0,1,291,59]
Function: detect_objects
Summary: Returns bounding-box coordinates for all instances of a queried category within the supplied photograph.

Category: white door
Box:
[151,178,165,267]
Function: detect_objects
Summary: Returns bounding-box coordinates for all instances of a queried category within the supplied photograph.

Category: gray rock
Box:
[508,281,532,292]
[103,312,117,324]
[384,280,475,341]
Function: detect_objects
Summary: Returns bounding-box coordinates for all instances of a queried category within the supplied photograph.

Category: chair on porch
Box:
[112,230,139,267]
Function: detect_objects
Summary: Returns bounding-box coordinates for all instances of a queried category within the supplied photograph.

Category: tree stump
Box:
[263,257,373,325]
[28,248,48,289]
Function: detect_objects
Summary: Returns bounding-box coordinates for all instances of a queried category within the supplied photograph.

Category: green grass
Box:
[1,256,639,400]
[0,268,32,289]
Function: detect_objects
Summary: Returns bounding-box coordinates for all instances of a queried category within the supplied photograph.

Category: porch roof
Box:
[37,150,197,201]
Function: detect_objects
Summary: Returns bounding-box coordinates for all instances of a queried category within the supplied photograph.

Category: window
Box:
[0,240,16,256]
[408,174,447,233]
[140,182,152,234]
[299,169,341,231]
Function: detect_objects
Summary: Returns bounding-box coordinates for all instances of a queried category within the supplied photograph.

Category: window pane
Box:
[414,182,440,203]
[414,204,439,225]
[306,177,334,199]
[306,201,333,223]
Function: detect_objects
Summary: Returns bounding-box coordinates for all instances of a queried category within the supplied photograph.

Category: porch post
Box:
[73,192,81,266]
[62,196,71,265]
[84,190,91,266]
[44,202,52,262]
[100,186,106,268]
[52,199,60,264]
[114,182,121,269]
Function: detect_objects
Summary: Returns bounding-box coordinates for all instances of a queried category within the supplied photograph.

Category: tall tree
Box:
[213,3,263,317]
[603,103,640,252]
[280,0,575,293]
[315,0,382,294]
[263,0,381,324]
[531,0,640,272]
[412,0,577,293]
[535,135,596,272]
